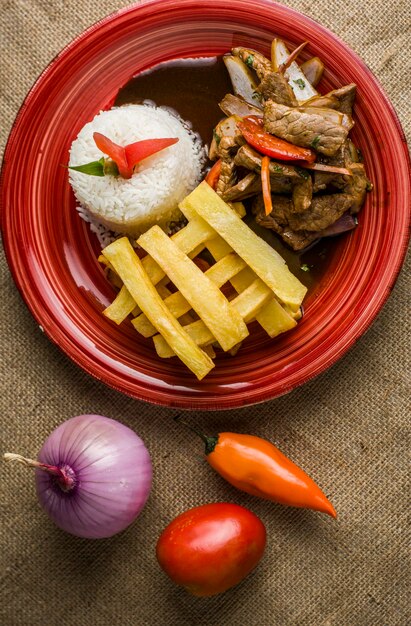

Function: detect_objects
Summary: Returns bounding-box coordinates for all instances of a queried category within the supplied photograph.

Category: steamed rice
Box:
[69,104,206,238]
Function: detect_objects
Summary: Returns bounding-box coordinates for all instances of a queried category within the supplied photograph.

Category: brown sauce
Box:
[115,57,335,292]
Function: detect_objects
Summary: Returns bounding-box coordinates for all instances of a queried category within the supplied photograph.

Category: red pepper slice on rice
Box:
[93,132,179,179]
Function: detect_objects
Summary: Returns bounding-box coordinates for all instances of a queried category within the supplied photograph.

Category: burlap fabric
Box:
[1,1,410,625]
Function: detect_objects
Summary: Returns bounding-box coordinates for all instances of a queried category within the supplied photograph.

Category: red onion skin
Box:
[35,414,152,539]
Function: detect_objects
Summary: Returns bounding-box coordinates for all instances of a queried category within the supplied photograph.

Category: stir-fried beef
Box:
[216,159,237,195]
[211,41,371,251]
[216,134,244,160]
[221,172,261,202]
[292,175,313,213]
[288,194,353,231]
[252,195,319,250]
[326,84,357,115]
[231,47,271,81]
[264,101,348,157]
[256,72,297,107]
[231,46,297,107]
[234,145,301,181]
[344,163,370,214]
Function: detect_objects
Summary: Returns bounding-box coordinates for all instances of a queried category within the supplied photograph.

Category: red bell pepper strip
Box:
[261,156,273,216]
[237,116,316,163]
[93,133,130,178]
[125,137,179,170]
[93,133,179,179]
[205,159,222,190]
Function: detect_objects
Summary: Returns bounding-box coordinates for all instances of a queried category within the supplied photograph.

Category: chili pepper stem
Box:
[173,417,219,455]
[3,453,76,492]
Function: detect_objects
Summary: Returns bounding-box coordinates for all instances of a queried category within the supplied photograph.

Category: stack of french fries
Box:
[100,182,307,380]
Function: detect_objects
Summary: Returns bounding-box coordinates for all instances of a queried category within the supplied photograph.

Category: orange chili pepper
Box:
[177,420,336,518]
[261,155,273,216]
[205,159,222,189]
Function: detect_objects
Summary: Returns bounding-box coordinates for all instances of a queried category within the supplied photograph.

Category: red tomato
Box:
[156,503,266,597]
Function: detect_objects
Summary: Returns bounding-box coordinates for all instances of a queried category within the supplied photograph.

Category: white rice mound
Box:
[69,104,206,238]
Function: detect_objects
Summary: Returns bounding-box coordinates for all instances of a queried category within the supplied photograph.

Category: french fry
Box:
[154,277,275,358]
[181,182,307,311]
[103,285,137,324]
[102,237,214,380]
[206,219,299,334]
[132,252,246,338]
[138,226,249,351]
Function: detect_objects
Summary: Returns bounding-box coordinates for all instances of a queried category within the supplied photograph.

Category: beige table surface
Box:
[1,1,410,625]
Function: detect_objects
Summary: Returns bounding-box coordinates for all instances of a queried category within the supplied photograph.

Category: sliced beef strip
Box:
[252,195,319,250]
[221,172,262,202]
[234,144,302,188]
[288,193,353,231]
[312,143,347,193]
[231,46,297,107]
[306,85,356,116]
[264,101,348,157]
[326,84,356,115]
[216,158,237,195]
[256,72,297,107]
[234,144,312,208]
[344,163,370,214]
[231,47,272,81]
[216,134,245,160]
[292,175,313,213]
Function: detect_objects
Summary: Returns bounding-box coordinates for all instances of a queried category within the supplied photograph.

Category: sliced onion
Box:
[271,38,318,103]
[300,57,324,87]
[223,55,261,107]
[321,213,358,237]
[297,162,353,176]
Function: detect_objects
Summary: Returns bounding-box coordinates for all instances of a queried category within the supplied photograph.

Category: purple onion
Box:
[5,414,152,538]
[321,213,358,238]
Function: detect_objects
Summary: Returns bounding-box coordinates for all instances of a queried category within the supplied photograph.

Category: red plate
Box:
[1,0,410,409]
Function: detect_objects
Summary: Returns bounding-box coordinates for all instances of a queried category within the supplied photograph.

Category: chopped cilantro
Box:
[245,54,254,68]
[213,129,221,145]
[310,135,321,149]
[300,263,311,272]
[293,78,306,90]
[273,164,283,173]
[295,166,310,180]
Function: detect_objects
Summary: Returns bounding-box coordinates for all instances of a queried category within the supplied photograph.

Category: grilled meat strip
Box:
[221,172,262,202]
[264,101,348,157]
[231,46,297,106]
[216,158,237,195]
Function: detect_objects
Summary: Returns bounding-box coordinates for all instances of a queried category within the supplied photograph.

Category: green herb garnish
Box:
[68,157,119,177]
[295,166,310,180]
[272,164,284,173]
[310,136,321,150]
[213,129,221,145]
[68,157,105,177]
[245,54,254,68]
[300,263,311,272]
[293,78,306,90]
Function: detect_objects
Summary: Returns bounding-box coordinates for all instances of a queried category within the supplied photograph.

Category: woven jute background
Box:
[1,1,410,625]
